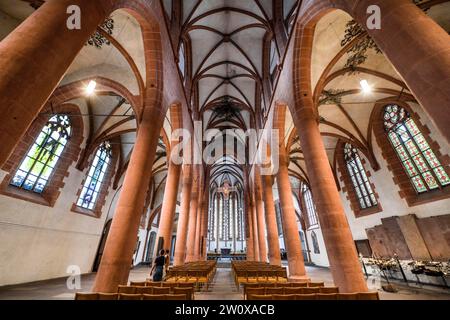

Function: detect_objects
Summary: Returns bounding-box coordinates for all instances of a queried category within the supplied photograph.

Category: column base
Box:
[288,275,310,283]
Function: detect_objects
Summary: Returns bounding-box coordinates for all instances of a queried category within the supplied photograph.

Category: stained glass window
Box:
[302,184,318,227]
[384,104,450,193]
[10,115,71,193]
[344,143,378,209]
[77,142,112,210]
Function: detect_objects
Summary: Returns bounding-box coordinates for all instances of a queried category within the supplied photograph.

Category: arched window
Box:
[269,40,279,83]
[344,143,378,209]
[383,104,450,193]
[178,42,186,79]
[76,141,112,210]
[10,115,71,194]
[311,231,320,254]
[302,184,318,227]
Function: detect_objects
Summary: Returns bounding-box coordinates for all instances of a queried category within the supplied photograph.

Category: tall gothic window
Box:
[10,115,71,193]
[178,42,186,78]
[269,40,279,84]
[344,143,378,209]
[302,184,318,227]
[76,142,112,210]
[383,104,450,193]
[311,231,320,254]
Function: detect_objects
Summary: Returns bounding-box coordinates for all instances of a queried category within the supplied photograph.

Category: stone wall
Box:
[366,214,450,261]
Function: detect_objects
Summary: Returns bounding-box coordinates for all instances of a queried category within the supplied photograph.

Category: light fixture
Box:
[360,79,372,94]
[86,80,97,96]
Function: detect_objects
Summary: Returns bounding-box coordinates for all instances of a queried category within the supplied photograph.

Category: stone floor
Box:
[0,265,449,300]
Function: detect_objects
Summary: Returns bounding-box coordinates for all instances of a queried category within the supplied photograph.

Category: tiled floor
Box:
[0,265,449,300]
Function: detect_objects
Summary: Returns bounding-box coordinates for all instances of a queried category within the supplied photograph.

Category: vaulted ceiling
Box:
[169,0,299,188]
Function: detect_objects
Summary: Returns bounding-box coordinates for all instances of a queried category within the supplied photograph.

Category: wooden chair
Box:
[358,292,380,300]
[289,282,307,288]
[146,280,162,287]
[130,281,147,287]
[166,294,187,300]
[177,282,196,288]
[246,287,265,299]
[272,294,295,300]
[135,286,154,294]
[264,283,277,288]
[284,287,304,295]
[316,293,338,300]
[117,285,136,294]
[320,287,339,294]
[276,270,288,283]
[295,294,317,300]
[142,294,167,300]
[152,287,171,294]
[119,293,142,300]
[97,293,118,300]
[248,294,272,300]
[302,287,320,294]
[173,287,194,300]
[162,282,178,288]
[75,292,97,300]
[337,293,359,300]
[266,287,284,295]
[308,282,325,288]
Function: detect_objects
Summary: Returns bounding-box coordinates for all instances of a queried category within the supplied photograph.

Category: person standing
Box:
[150,249,166,282]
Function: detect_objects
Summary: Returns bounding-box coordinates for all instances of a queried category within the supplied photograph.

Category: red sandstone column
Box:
[199,177,211,260]
[259,171,281,266]
[276,146,308,280]
[244,191,255,261]
[174,165,193,266]
[185,167,200,262]
[92,106,164,292]
[193,187,203,261]
[339,0,450,143]
[155,161,181,253]
[0,0,115,166]
[243,167,254,260]
[254,170,268,262]
[292,98,368,292]
[251,192,260,262]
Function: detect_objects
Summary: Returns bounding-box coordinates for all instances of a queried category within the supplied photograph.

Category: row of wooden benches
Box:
[247,292,380,300]
[75,293,188,300]
[165,261,217,290]
[244,286,339,299]
[117,285,194,299]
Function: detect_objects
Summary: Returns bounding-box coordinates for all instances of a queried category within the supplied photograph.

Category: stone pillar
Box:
[92,106,164,292]
[245,192,255,261]
[345,0,450,143]
[292,99,367,292]
[259,172,281,266]
[0,0,115,166]
[243,166,254,260]
[276,146,307,280]
[155,161,181,254]
[199,178,210,260]
[254,170,268,262]
[251,192,260,262]
[185,167,200,262]
[193,173,204,261]
[173,165,193,266]
[193,195,202,260]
